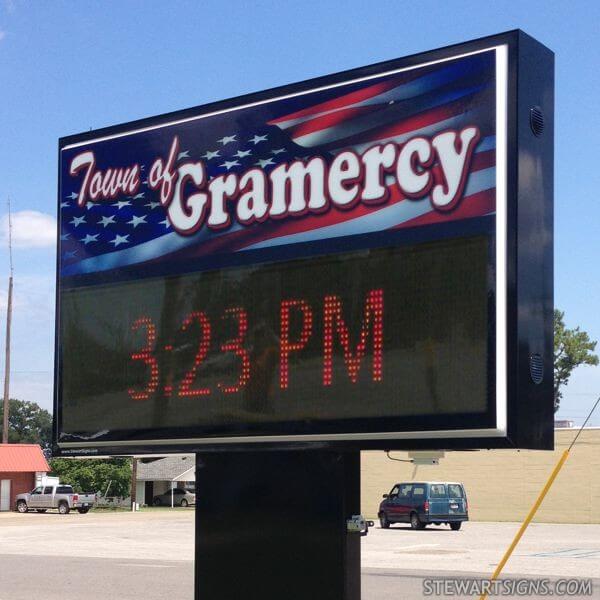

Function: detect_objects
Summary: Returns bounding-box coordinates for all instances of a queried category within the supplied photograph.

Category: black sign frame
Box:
[53,30,554,455]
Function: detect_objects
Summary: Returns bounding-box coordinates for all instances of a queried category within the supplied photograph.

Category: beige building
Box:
[361,428,600,524]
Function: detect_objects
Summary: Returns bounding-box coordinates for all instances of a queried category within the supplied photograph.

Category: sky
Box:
[0,0,598,426]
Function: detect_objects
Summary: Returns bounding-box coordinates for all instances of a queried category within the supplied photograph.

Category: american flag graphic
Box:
[59,49,497,277]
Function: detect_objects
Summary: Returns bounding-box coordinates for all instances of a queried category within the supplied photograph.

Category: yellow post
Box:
[479,448,570,600]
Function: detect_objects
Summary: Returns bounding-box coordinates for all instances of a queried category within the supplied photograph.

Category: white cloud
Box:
[1,210,57,248]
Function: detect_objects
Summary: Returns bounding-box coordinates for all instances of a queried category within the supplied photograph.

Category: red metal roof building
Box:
[0,444,50,511]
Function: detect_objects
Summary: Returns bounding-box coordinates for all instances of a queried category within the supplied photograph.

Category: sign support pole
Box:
[194,450,361,600]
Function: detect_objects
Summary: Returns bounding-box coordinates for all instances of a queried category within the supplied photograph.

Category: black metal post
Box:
[195,450,361,600]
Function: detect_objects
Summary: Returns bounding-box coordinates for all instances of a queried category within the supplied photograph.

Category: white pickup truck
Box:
[16,484,96,514]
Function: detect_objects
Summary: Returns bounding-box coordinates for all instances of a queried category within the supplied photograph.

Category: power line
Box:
[567,396,600,451]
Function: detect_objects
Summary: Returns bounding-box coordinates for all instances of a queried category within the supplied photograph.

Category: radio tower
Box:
[2,197,13,444]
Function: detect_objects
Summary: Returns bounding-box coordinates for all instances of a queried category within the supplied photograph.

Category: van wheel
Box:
[379,513,390,529]
[58,502,70,515]
[450,522,462,531]
[16,501,28,513]
[410,512,425,530]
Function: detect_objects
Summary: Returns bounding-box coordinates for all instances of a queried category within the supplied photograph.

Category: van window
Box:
[448,484,464,499]
[389,486,400,496]
[412,485,426,497]
[398,484,412,498]
[429,484,446,498]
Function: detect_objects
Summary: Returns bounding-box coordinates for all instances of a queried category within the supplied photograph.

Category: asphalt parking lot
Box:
[0,511,598,599]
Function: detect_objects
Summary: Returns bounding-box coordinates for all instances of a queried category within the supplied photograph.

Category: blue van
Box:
[378,481,468,530]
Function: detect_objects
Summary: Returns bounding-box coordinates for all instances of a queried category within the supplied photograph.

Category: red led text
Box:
[127,289,384,401]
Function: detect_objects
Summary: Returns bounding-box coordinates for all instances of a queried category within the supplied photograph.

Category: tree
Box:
[49,457,132,497]
[0,399,52,450]
[554,309,598,413]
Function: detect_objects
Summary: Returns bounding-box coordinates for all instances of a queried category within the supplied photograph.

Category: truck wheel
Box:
[379,512,390,529]
[77,508,90,514]
[36,509,47,513]
[58,502,70,515]
[450,522,462,531]
[153,498,162,506]
[410,512,426,530]
[16,501,28,514]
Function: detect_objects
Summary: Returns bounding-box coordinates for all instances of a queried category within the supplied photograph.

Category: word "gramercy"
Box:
[69,127,481,235]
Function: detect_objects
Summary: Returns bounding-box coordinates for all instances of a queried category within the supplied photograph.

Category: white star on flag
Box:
[256,157,275,168]
[67,192,78,200]
[112,200,131,209]
[60,233,70,241]
[70,216,86,227]
[80,234,99,245]
[217,135,237,145]
[158,218,171,229]
[249,134,268,145]
[110,234,130,247]
[130,192,145,200]
[64,250,77,259]
[178,150,190,160]
[271,148,286,155]
[220,160,240,171]
[202,150,220,160]
[127,215,147,228]
[98,215,116,227]
[145,202,160,210]
[235,149,252,158]
[60,202,70,209]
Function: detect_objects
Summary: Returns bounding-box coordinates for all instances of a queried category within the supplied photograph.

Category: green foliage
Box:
[50,457,132,497]
[0,399,52,450]
[554,309,599,412]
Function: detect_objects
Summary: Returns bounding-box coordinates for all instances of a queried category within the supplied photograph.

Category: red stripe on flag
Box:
[392,188,496,230]
[287,104,386,140]
[267,63,439,128]
[268,80,399,126]
[318,100,492,154]
[353,97,476,146]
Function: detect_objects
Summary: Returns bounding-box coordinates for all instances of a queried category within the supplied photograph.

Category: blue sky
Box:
[0,0,598,425]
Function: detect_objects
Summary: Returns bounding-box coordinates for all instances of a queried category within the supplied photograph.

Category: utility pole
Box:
[2,197,13,444]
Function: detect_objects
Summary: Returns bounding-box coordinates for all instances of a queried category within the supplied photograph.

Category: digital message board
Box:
[54,31,554,455]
